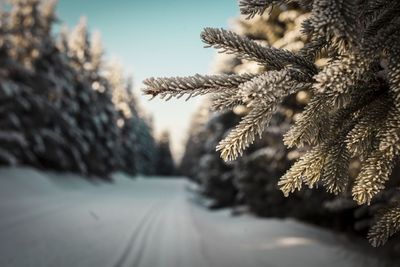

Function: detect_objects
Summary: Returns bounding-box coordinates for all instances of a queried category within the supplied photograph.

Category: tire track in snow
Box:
[129,202,167,267]
[113,202,163,267]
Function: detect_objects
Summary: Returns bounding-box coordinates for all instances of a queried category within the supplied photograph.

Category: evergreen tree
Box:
[105,60,136,175]
[0,0,83,171]
[66,16,121,176]
[0,0,157,178]
[144,0,400,246]
[8,0,49,67]
[195,111,241,208]
[179,100,211,181]
[155,131,175,176]
[134,115,157,175]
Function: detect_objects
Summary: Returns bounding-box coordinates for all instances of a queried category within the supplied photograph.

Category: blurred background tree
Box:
[0,0,166,178]
[155,131,176,176]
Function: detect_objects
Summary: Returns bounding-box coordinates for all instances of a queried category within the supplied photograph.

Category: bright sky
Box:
[57,0,240,158]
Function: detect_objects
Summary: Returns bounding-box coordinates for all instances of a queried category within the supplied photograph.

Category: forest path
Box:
[0,168,379,267]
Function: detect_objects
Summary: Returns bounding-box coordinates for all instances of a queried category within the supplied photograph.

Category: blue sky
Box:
[56,0,240,157]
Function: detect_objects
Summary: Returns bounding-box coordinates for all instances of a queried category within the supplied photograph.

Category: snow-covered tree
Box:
[155,131,176,176]
[68,16,91,71]
[0,0,157,178]
[106,61,138,175]
[144,0,400,246]
[195,111,241,208]
[133,115,157,175]
[179,100,211,180]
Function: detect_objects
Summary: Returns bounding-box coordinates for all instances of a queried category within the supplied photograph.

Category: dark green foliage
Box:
[195,111,241,208]
[155,131,176,176]
[179,102,210,181]
[0,0,157,178]
[133,117,157,175]
[180,105,241,208]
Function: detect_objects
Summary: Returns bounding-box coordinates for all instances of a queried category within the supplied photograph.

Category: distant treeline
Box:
[0,0,175,178]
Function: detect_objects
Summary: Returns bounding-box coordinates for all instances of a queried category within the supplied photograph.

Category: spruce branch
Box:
[283,94,331,148]
[285,85,381,148]
[352,107,400,206]
[320,115,355,194]
[309,0,358,51]
[239,0,286,19]
[368,206,400,247]
[217,105,273,161]
[216,70,311,161]
[313,55,371,94]
[352,151,395,205]
[143,73,255,100]
[387,44,400,106]
[364,7,400,38]
[282,109,356,196]
[278,146,326,196]
[351,94,400,204]
[363,19,400,56]
[201,28,317,73]
[346,95,389,158]
[364,0,400,20]
[321,141,350,194]
[378,108,400,155]
[211,90,244,111]
[238,0,313,19]
[239,69,312,106]
[298,36,328,61]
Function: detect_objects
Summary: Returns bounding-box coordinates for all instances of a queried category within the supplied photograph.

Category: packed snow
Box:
[0,167,383,267]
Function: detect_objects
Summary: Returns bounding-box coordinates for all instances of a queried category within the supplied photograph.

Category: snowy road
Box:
[0,168,380,267]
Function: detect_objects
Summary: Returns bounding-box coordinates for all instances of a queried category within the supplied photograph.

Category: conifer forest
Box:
[1,0,400,266]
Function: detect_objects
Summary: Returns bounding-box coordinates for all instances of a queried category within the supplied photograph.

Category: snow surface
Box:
[0,167,384,267]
